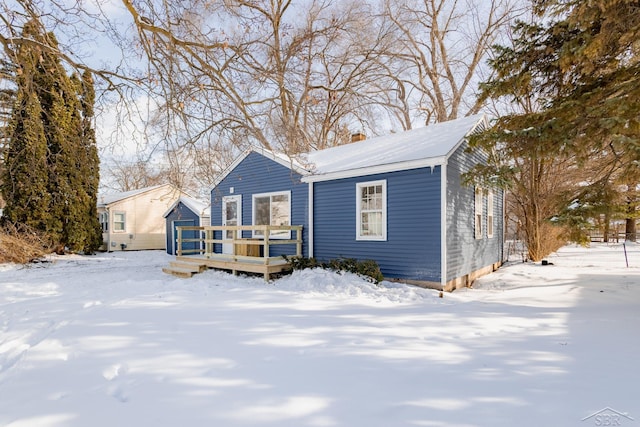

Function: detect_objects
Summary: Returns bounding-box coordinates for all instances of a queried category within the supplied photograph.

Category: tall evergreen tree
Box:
[472,0,640,252]
[73,70,102,252]
[1,19,102,253]
[1,86,51,229]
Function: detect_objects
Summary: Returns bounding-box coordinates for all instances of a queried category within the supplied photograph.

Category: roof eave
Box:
[302,156,448,183]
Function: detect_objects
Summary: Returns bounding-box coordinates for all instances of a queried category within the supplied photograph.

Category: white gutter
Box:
[302,156,448,183]
[308,181,314,257]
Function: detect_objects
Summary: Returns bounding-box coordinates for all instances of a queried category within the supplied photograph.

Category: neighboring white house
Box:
[97,184,185,251]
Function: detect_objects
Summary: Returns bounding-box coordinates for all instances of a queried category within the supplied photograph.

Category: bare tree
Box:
[382,0,522,126]
[120,0,398,155]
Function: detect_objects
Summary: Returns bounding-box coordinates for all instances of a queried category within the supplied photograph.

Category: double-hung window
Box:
[113,212,126,232]
[252,191,291,239]
[356,180,387,241]
[475,187,483,239]
[487,190,494,238]
[99,212,109,232]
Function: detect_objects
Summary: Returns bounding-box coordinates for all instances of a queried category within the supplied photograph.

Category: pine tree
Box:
[72,70,102,252]
[1,19,103,253]
[1,86,51,230]
[472,0,640,252]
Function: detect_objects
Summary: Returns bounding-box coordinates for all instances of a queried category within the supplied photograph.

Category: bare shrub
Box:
[0,222,53,264]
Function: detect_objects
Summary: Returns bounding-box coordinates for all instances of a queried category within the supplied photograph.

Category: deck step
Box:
[169,261,207,273]
[162,267,196,278]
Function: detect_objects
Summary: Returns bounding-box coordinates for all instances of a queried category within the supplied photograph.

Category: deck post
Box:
[264,226,270,265]
[206,229,212,256]
[177,227,182,256]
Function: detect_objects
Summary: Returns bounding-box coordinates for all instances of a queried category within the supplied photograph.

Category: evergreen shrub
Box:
[285,255,384,284]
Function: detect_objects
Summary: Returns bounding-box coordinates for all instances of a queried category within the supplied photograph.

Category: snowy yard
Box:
[1,243,638,427]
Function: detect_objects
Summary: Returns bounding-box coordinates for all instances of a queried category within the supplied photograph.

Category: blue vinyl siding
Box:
[211,152,308,257]
[445,141,504,282]
[313,167,442,282]
[165,201,200,255]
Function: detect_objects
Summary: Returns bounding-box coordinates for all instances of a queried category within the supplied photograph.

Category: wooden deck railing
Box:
[175,225,303,260]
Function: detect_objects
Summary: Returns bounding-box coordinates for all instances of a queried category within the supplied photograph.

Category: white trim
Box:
[356,180,387,241]
[308,182,314,257]
[303,156,448,183]
[252,190,292,239]
[441,162,447,289]
[222,195,242,254]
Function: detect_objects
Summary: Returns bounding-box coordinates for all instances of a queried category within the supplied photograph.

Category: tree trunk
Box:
[625,217,637,242]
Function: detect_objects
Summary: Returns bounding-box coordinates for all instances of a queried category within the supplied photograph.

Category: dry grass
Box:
[0,222,53,264]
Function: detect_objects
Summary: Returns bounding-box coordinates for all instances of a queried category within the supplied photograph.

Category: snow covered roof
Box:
[302,114,486,182]
[210,115,486,188]
[98,184,176,207]
[163,195,210,218]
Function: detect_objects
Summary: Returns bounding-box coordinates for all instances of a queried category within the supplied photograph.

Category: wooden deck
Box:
[163,225,303,281]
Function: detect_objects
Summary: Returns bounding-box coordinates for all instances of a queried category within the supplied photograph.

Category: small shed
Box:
[164,196,211,255]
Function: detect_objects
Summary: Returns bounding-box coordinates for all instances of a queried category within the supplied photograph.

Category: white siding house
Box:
[98,184,184,251]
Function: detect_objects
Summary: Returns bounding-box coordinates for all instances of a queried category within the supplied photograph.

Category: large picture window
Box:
[252,191,291,239]
[356,180,387,241]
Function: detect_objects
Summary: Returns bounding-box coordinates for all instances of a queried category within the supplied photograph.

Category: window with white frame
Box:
[475,187,483,239]
[487,189,494,238]
[113,212,126,232]
[99,212,109,232]
[252,191,291,239]
[356,180,387,240]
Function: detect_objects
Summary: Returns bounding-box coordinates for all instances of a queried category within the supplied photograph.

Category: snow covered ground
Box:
[0,243,638,427]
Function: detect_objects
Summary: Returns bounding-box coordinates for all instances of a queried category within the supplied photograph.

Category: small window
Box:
[487,190,494,238]
[99,212,109,232]
[252,191,291,239]
[475,187,483,239]
[356,180,387,241]
[113,212,126,232]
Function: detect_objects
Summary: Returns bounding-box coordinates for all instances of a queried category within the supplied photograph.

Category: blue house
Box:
[164,196,210,255]
[209,114,503,290]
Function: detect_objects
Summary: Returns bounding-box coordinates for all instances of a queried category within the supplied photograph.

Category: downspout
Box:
[440,162,447,290]
[106,206,112,253]
[502,189,507,263]
[308,181,314,258]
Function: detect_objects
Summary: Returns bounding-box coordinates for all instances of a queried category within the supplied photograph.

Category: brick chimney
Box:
[351,132,366,142]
